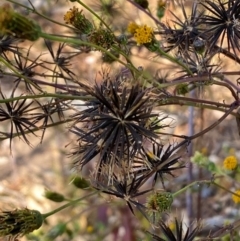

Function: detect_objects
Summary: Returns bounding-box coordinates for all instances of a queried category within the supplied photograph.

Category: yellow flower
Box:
[223,155,238,170]
[157,0,166,19]
[0,4,41,41]
[201,147,208,156]
[87,225,94,233]
[127,22,139,34]
[63,7,93,34]
[232,190,240,204]
[158,0,166,8]
[64,6,78,24]
[134,25,153,45]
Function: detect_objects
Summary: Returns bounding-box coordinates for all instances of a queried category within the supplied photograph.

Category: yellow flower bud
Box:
[0,4,41,41]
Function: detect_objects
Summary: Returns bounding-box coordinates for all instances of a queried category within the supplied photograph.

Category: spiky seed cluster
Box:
[0,209,43,239]
[159,0,240,62]
[0,85,67,151]
[0,35,22,56]
[200,0,240,55]
[64,7,93,34]
[70,77,160,179]
[0,4,41,41]
[132,143,185,187]
[162,2,203,52]
[93,173,152,217]
[148,218,202,241]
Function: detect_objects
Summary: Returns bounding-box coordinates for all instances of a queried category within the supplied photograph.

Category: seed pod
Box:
[44,190,65,202]
[71,176,90,189]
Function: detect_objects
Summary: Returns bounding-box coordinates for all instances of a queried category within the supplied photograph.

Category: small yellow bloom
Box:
[169,221,176,231]
[146,151,155,159]
[134,25,153,45]
[64,6,78,24]
[64,7,93,34]
[127,22,139,34]
[223,155,238,170]
[201,147,208,156]
[86,225,94,233]
[232,190,240,204]
[158,0,166,8]
[0,4,41,41]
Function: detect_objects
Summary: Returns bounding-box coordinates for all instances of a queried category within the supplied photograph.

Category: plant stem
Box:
[0,56,43,92]
[39,32,141,77]
[42,190,98,219]
[76,0,111,32]
[155,47,193,76]
[173,180,240,199]
[0,93,92,104]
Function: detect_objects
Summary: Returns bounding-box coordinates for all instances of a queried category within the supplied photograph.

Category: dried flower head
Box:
[162,2,203,52]
[133,142,186,188]
[93,172,152,218]
[232,190,240,204]
[148,218,202,241]
[223,155,238,170]
[0,4,41,41]
[0,89,45,151]
[0,35,22,56]
[70,75,159,178]
[0,208,43,239]
[64,7,93,34]
[200,0,240,56]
